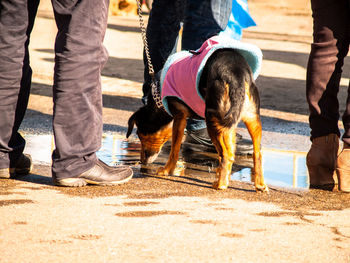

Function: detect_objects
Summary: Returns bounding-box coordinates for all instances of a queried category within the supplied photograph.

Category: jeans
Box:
[143,0,232,130]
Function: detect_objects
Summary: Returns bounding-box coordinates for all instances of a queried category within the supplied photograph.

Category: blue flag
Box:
[219,0,256,40]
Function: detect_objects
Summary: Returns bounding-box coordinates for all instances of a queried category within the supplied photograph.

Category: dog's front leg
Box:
[209,127,236,190]
[157,113,187,176]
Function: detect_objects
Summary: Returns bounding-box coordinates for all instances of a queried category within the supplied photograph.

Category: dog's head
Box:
[127,104,173,164]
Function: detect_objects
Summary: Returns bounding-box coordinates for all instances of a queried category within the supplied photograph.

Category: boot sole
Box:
[307,164,338,191]
[54,173,133,187]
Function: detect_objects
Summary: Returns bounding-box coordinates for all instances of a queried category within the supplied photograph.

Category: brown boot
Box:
[336,143,350,192]
[306,134,339,190]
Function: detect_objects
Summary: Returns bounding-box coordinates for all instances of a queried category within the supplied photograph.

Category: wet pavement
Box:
[99,135,310,190]
[2,133,350,262]
[1,1,350,262]
[24,133,310,190]
[15,133,350,212]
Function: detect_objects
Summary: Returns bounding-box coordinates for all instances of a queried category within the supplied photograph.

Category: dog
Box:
[127,36,268,192]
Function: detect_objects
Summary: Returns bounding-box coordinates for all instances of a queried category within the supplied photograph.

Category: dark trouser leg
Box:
[51,0,109,179]
[181,0,227,50]
[142,0,182,102]
[142,0,230,100]
[0,0,39,169]
[306,0,350,141]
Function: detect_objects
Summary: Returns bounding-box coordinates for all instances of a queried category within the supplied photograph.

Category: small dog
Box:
[127,37,268,192]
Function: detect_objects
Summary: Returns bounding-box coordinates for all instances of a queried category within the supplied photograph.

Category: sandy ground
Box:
[1,1,350,262]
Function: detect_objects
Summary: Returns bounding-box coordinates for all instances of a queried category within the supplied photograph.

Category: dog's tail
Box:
[204,49,252,128]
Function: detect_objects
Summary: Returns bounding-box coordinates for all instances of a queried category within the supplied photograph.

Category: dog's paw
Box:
[255,184,269,193]
[213,181,228,190]
[157,167,170,176]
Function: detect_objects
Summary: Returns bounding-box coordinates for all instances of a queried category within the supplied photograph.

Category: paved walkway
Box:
[1,1,350,262]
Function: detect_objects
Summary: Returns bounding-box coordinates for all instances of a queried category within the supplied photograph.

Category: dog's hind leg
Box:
[242,115,268,192]
[243,116,268,192]
[208,125,236,190]
[240,82,268,192]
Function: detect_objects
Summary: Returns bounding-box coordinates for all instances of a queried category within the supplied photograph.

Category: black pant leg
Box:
[0,0,39,168]
[306,0,350,140]
[142,0,182,100]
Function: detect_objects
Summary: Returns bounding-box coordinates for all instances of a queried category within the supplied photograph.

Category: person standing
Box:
[0,0,133,186]
[306,0,350,192]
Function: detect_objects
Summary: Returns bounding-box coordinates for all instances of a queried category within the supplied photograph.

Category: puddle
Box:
[97,135,309,190]
[232,149,308,189]
[22,134,309,190]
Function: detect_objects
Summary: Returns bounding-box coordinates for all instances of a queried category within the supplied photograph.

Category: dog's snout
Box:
[141,149,159,164]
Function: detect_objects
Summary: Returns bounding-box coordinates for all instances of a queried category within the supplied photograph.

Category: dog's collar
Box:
[151,80,165,110]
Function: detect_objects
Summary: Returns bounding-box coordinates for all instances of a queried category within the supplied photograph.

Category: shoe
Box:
[336,143,350,192]
[184,128,253,155]
[306,134,339,191]
[0,154,33,179]
[53,159,133,187]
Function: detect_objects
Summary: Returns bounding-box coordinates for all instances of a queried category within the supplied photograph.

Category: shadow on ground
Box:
[1,164,350,212]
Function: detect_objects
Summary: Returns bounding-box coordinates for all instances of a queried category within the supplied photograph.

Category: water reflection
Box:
[97,135,309,190]
[97,135,140,166]
[232,149,308,189]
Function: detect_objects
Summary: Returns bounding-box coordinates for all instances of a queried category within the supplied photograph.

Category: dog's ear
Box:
[126,112,137,138]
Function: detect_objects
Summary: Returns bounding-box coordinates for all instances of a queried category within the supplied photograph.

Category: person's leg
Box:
[182,0,252,155]
[306,0,349,139]
[306,0,349,189]
[143,0,232,100]
[182,0,230,50]
[335,0,350,192]
[142,0,183,103]
[51,0,132,186]
[0,0,38,178]
[337,82,350,192]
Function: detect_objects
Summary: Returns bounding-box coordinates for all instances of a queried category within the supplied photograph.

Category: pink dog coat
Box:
[160,35,262,118]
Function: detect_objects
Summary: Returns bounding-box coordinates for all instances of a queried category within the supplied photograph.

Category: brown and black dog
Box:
[127,48,268,192]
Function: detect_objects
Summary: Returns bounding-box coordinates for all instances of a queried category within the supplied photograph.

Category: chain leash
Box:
[136,0,154,78]
[136,0,164,110]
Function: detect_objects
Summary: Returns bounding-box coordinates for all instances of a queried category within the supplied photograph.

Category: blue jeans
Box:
[143,0,232,130]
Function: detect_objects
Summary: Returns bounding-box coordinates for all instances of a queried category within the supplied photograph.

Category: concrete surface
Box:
[1,1,350,262]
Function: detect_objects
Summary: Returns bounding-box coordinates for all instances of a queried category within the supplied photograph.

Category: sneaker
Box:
[0,154,33,179]
[53,159,133,187]
[184,128,253,155]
